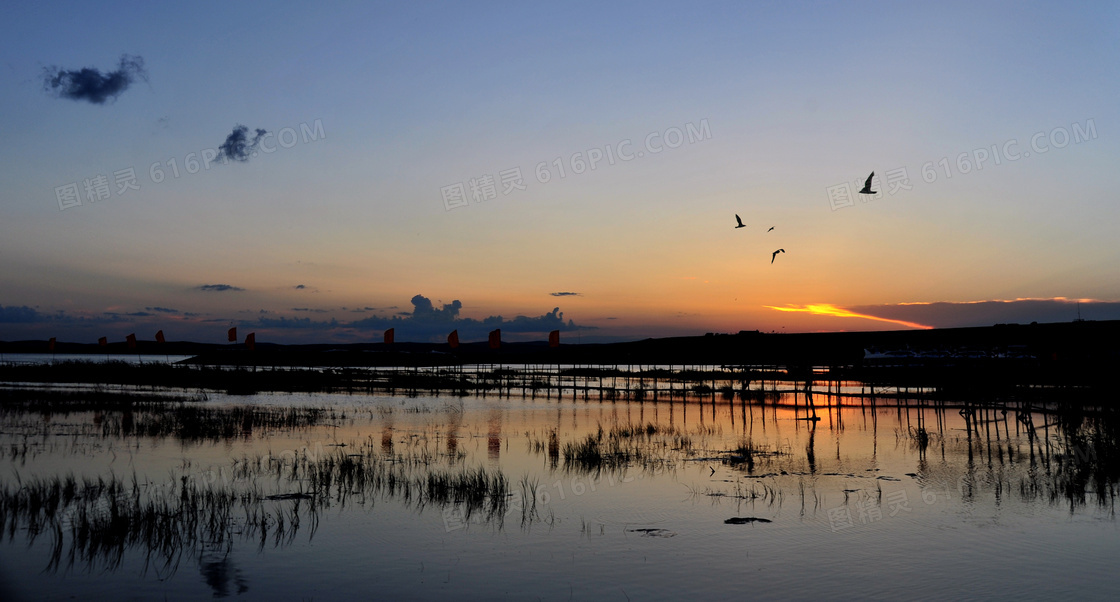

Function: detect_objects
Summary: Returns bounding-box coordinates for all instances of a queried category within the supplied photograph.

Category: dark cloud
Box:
[0,305,45,323]
[551,292,582,297]
[217,125,268,163]
[343,294,587,341]
[145,306,178,313]
[126,311,152,317]
[197,284,244,292]
[292,308,329,313]
[851,299,1120,329]
[497,307,573,333]
[43,54,147,104]
[410,294,462,322]
[256,316,339,330]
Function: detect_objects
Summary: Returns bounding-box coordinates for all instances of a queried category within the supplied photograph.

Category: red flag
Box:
[48,337,56,352]
[549,330,560,348]
[245,333,255,351]
[155,330,165,344]
[447,330,459,349]
[126,333,137,349]
[98,337,107,347]
[488,329,501,350]
[383,328,395,345]
[227,327,237,342]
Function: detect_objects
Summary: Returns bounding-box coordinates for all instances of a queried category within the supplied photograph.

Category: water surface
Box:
[1,383,1116,600]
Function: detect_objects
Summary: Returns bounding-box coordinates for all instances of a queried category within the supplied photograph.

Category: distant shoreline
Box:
[4,319,1115,365]
[2,320,1115,395]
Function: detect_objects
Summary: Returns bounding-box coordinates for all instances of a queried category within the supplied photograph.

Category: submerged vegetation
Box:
[0,373,1118,581]
[0,434,528,575]
[560,422,694,473]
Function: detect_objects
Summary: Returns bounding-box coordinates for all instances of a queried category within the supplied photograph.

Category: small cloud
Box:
[217,125,268,162]
[550,292,582,297]
[294,284,307,290]
[292,308,329,313]
[126,311,152,317]
[145,306,178,313]
[197,284,244,292]
[43,54,147,104]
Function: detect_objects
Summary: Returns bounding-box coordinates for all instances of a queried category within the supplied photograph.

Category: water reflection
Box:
[487,408,502,463]
[0,383,1117,596]
[199,543,249,598]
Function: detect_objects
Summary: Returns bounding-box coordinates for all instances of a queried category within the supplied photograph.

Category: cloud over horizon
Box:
[851,298,1118,329]
[264,293,587,342]
[7,297,1119,346]
[196,284,244,292]
[766,298,1120,331]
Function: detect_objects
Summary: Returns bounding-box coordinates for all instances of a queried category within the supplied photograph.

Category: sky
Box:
[2,1,1119,345]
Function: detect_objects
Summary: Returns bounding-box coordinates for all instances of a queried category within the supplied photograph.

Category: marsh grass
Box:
[722,438,787,472]
[0,433,533,575]
[560,422,693,473]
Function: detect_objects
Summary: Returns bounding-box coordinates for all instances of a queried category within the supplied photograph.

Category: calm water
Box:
[0,354,196,366]
[1,384,1116,600]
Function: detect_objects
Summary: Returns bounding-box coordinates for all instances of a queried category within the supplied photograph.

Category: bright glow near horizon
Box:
[2,1,1119,344]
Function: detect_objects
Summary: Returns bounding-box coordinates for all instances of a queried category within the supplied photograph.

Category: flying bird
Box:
[771,249,785,263]
[767,226,774,232]
[859,171,877,194]
[734,214,746,229]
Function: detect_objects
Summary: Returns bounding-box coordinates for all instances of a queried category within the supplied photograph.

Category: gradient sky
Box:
[2,1,1119,344]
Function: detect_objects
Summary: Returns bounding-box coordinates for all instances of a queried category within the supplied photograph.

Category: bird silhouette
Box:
[767,226,774,232]
[771,249,784,263]
[734,214,746,229]
[859,171,876,194]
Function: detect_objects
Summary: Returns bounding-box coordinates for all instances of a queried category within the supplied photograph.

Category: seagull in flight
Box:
[767,226,774,232]
[859,171,877,195]
[734,214,747,229]
[771,249,784,264]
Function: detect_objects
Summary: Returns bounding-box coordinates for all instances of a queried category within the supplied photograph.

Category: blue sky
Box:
[2,1,1118,344]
